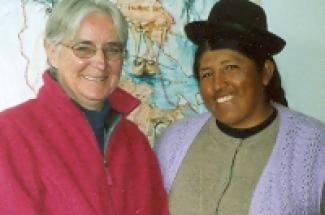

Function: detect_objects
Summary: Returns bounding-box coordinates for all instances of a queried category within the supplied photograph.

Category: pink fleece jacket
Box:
[0,72,168,215]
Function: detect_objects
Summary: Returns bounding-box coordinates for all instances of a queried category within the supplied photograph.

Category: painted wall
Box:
[0,0,324,124]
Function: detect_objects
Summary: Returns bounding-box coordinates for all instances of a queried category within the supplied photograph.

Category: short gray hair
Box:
[45,0,128,48]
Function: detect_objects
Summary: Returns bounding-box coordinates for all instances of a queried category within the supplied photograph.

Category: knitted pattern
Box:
[250,105,325,215]
[155,104,325,215]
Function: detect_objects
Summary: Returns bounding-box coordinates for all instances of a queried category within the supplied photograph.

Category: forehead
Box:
[74,12,119,42]
[199,49,250,66]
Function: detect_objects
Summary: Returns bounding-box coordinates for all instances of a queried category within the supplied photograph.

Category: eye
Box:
[72,44,96,58]
[199,70,213,79]
[224,64,239,72]
[105,46,122,53]
[104,42,123,53]
[103,44,124,60]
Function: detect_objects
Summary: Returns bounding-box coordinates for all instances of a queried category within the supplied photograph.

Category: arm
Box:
[320,182,325,215]
[320,128,325,215]
[108,119,169,215]
[0,124,44,214]
[138,137,169,215]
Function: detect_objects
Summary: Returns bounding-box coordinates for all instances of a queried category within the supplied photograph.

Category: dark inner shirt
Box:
[216,108,277,138]
[81,101,110,152]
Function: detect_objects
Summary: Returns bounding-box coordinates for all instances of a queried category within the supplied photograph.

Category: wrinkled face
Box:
[46,12,123,111]
[198,49,273,128]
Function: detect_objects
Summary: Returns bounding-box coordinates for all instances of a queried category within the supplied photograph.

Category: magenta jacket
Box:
[0,72,168,215]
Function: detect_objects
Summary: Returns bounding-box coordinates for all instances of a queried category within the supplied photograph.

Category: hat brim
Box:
[185,21,285,55]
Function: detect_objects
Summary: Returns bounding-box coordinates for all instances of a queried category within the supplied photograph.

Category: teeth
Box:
[216,95,234,103]
[83,75,106,82]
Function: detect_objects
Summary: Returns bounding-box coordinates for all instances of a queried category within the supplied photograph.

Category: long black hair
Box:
[193,39,288,107]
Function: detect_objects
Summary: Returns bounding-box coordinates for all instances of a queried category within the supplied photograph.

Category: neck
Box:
[82,103,104,112]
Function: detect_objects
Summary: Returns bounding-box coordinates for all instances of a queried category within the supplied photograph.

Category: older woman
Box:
[155,0,325,215]
[0,0,168,214]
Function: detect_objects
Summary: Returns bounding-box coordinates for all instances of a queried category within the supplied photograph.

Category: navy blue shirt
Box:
[81,102,110,152]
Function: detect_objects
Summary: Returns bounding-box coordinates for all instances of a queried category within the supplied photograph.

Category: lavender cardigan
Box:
[155,104,325,215]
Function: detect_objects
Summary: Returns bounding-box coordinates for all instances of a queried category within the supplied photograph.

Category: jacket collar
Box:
[109,87,140,116]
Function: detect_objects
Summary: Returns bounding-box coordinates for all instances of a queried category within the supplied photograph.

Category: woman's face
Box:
[198,49,273,128]
[46,12,123,111]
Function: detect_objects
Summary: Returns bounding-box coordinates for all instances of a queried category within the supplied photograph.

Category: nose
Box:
[92,49,106,70]
[213,71,226,91]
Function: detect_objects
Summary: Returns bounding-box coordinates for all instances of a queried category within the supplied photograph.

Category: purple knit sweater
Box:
[155,104,325,215]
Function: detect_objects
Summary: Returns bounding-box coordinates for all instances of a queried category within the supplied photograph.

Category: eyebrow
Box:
[104,42,123,47]
[219,59,233,65]
[73,40,123,47]
[73,40,93,45]
[198,67,212,72]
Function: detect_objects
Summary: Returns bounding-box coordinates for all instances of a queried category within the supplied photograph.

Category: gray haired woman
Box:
[0,0,168,214]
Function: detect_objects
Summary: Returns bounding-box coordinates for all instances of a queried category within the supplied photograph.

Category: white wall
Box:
[262,0,325,122]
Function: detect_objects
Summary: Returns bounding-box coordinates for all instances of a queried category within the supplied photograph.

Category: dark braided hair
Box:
[265,58,288,106]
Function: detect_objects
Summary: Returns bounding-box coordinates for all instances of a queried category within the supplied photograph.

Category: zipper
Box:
[103,157,118,214]
[103,159,113,186]
[102,109,122,214]
[80,107,119,214]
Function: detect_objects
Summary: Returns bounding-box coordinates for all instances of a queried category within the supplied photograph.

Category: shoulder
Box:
[109,88,140,114]
[272,104,325,192]
[119,117,146,138]
[155,112,211,155]
[275,104,325,162]
[111,117,159,169]
[0,100,41,158]
[115,117,153,152]
[275,104,325,137]
[159,112,211,139]
[0,99,38,126]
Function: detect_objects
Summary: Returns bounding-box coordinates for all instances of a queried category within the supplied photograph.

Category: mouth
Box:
[83,75,107,82]
[216,95,234,103]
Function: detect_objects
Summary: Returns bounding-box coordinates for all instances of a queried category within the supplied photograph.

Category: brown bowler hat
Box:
[184,0,286,55]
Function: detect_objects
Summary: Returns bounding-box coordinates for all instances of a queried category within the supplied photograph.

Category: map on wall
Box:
[2,0,260,144]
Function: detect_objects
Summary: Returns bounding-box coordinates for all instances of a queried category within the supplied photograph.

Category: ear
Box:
[44,40,58,68]
[261,59,274,86]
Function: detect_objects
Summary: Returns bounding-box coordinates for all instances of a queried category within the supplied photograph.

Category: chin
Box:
[214,112,242,127]
[82,90,109,100]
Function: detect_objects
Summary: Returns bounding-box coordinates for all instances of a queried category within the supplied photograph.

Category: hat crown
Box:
[208,0,267,32]
[184,0,286,55]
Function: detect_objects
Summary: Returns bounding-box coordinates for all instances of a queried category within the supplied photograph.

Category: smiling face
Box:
[198,49,274,128]
[46,12,123,111]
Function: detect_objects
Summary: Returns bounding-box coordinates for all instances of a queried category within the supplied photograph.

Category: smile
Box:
[83,75,107,82]
[216,95,234,103]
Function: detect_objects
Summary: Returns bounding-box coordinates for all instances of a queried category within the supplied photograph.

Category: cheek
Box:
[236,78,265,106]
[108,73,120,87]
[199,81,213,98]
[110,61,123,74]
[239,74,263,92]
[110,64,122,84]
[106,70,122,95]
[57,55,87,77]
